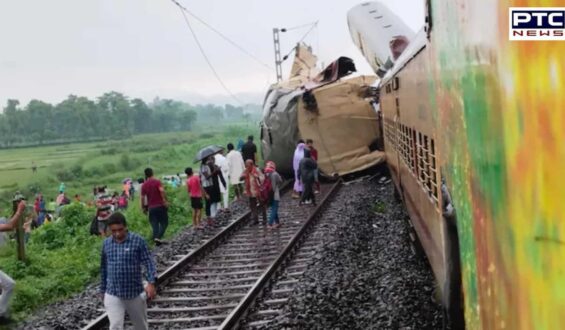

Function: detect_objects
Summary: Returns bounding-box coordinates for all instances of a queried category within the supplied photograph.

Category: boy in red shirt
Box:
[306,139,320,193]
[185,167,207,229]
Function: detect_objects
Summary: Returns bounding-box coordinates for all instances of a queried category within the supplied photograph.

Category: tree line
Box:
[0,92,256,148]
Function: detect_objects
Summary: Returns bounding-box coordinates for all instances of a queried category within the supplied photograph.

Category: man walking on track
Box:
[185,167,206,229]
[100,212,156,330]
[0,199,26,324]
[265,161,283,229]
[226,143,245,201]
[241,135,257,164]
[306,139,320,193]
[214,151,230,210]
[140,168,169,245]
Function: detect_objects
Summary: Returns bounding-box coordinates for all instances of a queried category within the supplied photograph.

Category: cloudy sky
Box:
[0,0,424,106]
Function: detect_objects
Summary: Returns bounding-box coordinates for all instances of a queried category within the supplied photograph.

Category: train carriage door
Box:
[393,91,402,186]
[380,80,400,192]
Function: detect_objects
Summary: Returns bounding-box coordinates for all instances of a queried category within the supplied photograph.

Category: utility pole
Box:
[272,28,283,82]
[11,199,26,261]
[16,215,25,261]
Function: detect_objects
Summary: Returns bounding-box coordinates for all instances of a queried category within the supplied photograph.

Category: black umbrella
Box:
[194,145,224,163]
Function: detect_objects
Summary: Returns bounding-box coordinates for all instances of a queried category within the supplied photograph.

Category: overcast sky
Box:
[0,0,424,107]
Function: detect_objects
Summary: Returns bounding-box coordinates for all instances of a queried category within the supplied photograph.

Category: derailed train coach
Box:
[260,44,385,177]
[349,1,565,329]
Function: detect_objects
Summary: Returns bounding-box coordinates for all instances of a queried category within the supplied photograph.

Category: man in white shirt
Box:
[225,143,246,201]
[214,151,230,210]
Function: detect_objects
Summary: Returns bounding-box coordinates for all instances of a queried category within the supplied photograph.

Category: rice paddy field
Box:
[0,124,256,206]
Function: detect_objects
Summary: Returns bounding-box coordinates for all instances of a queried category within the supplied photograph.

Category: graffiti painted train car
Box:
[349,1,565,329]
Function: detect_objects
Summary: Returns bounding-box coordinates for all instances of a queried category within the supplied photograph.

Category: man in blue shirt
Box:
[100,212,157,330]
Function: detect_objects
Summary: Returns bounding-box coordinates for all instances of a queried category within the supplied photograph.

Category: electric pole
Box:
[273,28,283,82]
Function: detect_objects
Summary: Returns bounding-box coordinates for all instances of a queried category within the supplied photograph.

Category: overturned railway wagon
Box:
[260,45,385,177]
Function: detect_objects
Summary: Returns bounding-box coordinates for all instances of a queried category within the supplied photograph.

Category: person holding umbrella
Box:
[195,146,225,223]
[200,157,225,222]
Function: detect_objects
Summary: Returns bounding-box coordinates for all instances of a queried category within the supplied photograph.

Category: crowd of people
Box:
[0,135,321,328]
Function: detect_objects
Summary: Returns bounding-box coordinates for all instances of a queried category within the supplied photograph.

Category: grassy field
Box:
[0,123,258,324]
[0,123,257,206]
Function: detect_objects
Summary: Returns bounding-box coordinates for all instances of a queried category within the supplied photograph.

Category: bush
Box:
[119,154,141,171]
[30,203,93,250]
[199,133,214,139]
[225,125,249,138]
[55,168,75,182]
[101,162,117,173]
[100,147,120,155]
[70,164,83,178]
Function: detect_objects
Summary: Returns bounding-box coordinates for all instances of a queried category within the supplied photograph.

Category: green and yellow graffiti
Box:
[429,0,565,328]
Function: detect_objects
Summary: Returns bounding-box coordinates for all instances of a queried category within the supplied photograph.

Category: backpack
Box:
[258,172,273,204]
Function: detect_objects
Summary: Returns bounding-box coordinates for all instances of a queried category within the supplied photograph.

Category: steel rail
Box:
[219,180,341,329]
[82,181,292,330]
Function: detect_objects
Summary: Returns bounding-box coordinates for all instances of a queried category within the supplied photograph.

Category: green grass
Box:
[0,124,257,323]
[0,125,257,207]
[372,201,386,214]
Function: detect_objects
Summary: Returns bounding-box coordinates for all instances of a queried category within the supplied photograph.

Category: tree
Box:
[224,104,244,120]
[26,100,53,144]
[131,98,153,134]
[97,91,133,137]
[0,92,259,148]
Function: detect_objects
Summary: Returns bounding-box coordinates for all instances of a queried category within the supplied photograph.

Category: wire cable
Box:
[284,21,319,31]
[171,0,244,105]
[173,0,272,71]
[282,21,319,60]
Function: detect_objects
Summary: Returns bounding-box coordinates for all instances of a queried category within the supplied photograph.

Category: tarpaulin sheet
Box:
[297,75,385,176]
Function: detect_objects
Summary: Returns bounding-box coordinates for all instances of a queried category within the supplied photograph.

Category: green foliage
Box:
[101,162,117,173]
[119,154,140,171]
[101,147,120,155]
[198,133,215,139]
[0,125,257,322]
[0,188,190,322]
[0,93,258,148]
[372,201,386,214]
[55,168,75,182]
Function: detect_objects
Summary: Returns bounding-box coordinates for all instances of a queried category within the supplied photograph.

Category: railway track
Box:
[83,180,341,330]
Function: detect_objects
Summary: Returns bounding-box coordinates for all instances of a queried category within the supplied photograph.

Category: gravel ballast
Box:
[267,176,444,329]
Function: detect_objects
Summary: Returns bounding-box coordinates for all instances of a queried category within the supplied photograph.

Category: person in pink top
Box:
[185,167,207,229]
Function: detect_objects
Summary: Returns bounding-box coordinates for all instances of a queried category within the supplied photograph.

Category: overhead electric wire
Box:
[171,0,244,105]
[282,21,319,60]
[284,21,319,31]
[172,0,272,71]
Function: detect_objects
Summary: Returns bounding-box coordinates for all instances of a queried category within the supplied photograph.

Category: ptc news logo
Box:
[509,7,565,40]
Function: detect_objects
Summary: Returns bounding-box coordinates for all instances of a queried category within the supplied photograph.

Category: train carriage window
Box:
[418,132,425,183]
[430,138,439,205]
[424,135,432,192]
[411,128,417,174]
[402,125,406,161]
[405,126,410,166]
